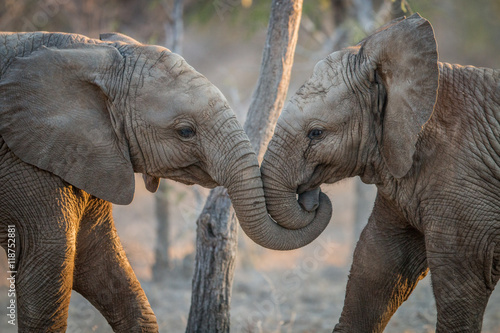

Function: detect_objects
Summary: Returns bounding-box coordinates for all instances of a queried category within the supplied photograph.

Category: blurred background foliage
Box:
[1,0,497,121]
[1,0,498,67]
[411,0,500,67]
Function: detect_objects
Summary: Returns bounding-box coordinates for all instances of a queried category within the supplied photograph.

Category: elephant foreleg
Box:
[426,228,496,333]
[16,219,77,332]
[333,195,428,333]
[72,199,158,333]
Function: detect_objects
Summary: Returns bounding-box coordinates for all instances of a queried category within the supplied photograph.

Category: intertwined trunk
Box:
[186,1,304,331]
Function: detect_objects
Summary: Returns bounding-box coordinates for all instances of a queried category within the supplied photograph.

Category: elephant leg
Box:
[333,195,428,333]
[72,198,158,333]
[16,217,78,332]
[426,232,496,332]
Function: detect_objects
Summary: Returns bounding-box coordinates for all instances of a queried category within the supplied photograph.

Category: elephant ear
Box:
[0,44,136,205]
[361,13,439,178]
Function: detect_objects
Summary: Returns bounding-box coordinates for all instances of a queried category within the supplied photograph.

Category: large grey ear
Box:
[0,44,136,205]
[100,32,141,44]
[361,13,439,178]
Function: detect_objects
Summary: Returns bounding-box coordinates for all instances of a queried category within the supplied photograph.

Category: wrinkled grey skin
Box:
[261,14,500,332]
[0,32,330,332]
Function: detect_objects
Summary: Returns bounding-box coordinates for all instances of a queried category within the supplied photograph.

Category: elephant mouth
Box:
[296,163,348,196]
[295,164,328,214]
[297,164,328,195]
[167,164,218,189]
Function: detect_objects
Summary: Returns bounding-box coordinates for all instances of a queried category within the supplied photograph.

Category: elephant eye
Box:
[308,128,323,140]
[178,127,196,139]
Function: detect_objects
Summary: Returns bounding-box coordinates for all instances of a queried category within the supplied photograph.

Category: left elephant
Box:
[0,32,330,332]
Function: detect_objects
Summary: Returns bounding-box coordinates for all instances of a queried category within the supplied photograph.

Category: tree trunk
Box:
[244,0,303,162]
[328,0,350,51]
[186,1,303,332]
[186,187,237,332]
[164,0,184,54]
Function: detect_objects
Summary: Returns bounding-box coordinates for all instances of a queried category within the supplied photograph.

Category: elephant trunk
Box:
[260,140,328,230]
[219,131,332,250]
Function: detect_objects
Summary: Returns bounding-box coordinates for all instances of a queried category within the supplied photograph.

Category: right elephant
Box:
[261,13,500,332]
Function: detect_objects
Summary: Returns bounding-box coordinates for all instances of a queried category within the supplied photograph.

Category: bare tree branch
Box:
[245,0,303,161]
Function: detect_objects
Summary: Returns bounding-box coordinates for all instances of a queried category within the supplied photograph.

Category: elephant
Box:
[260,13,500,332]
[0,31,331,332]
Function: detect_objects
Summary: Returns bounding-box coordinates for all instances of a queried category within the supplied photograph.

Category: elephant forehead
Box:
[137,76,229,125]
[179,79,230,116]
[293,61,343,103]
[284,58,356,125]
[279,99,325,131]
[138,49,228,116]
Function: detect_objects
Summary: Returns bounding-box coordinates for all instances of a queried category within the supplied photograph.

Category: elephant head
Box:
[0,32,330,250]
[261,14,439,230]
